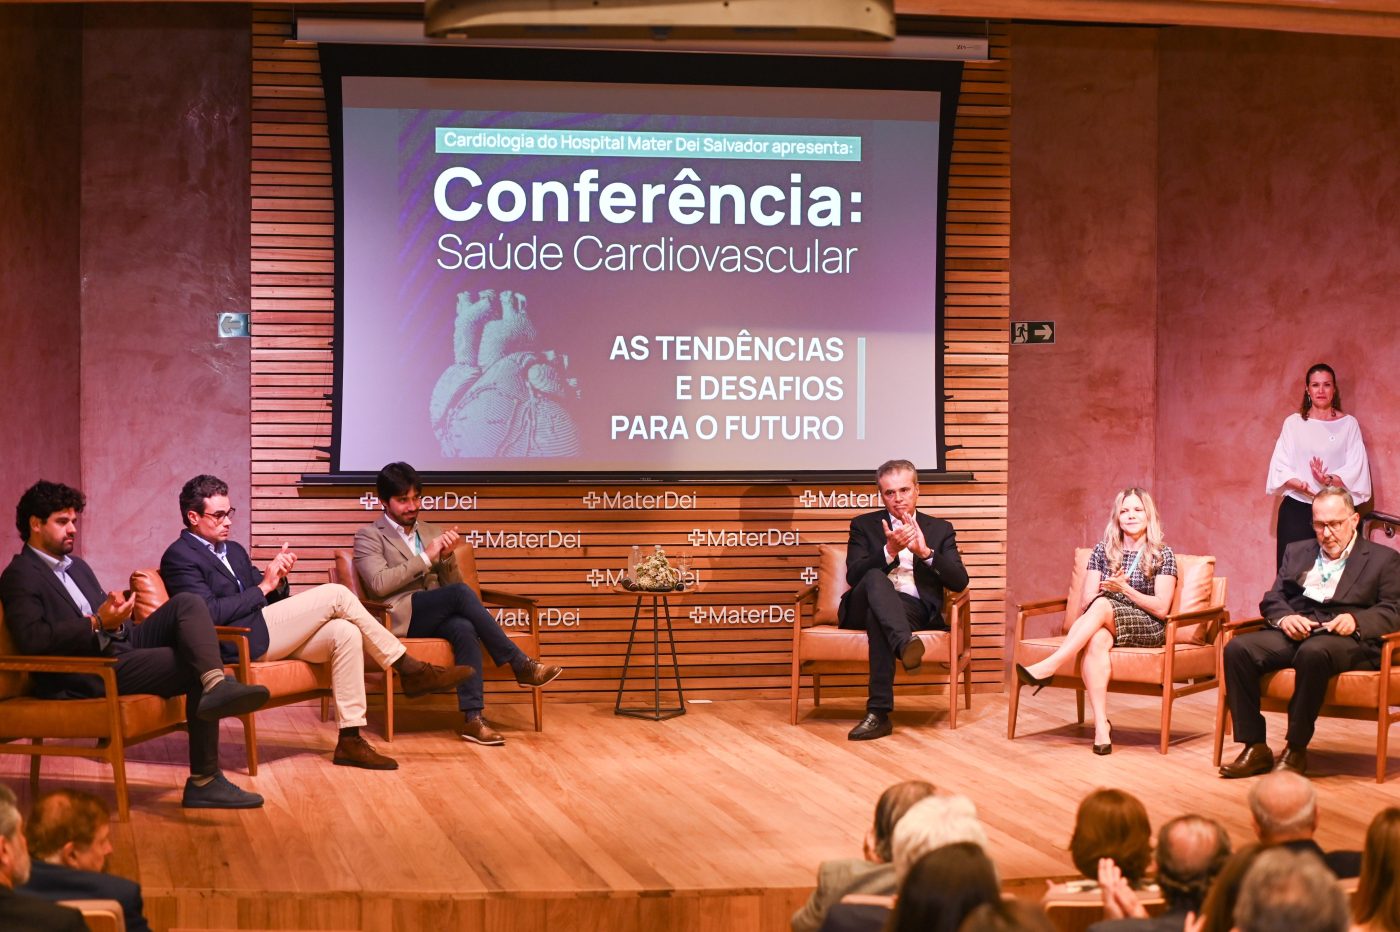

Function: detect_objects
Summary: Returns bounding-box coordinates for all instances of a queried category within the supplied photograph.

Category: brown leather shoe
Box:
[399,661,475,698]
[332,734,398,770]
[1219,743,1274,778]
[514,659,564,688]
[1274,746,1308,775]
[459,717,505,746]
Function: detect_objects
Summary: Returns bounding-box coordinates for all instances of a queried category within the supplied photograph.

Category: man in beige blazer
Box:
[353,462,562,745]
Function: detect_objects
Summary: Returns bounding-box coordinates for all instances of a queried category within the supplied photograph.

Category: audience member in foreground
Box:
[791,779,936,932]
[1231,847,1348,932]
[352,462,562,746]
[0,784,85,931]
[1192,845,1263,932]
[1044,788,1154,899]
[1017,488,1178,753]
[1093,815,1231,932]
[886,842,1001,932]
[1353,807,1400,932]
[960,899,1057,932]
[162,474,473,769]
[819,794,988,932]
[0,480,268,809]
[17,789,150,932]
[1247,770,1359,877]
[1220,486,1400,778]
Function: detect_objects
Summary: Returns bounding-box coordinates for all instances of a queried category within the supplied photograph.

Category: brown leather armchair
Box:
[130,568,348,774]
[1212,615,1400,782]
[0,603,186,820]
[790,543,973,727]
[330,545,545,734]
[1008,551,1227,753]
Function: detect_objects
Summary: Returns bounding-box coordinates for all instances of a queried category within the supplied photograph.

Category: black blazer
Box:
[20,861,150,932]
[0,547,131,698]
[1260,536,1400,641]
[0,885,88,932]
[160,531,283,662]
[839,510,969,624]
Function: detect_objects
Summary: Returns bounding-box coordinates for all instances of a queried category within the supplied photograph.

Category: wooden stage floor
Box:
[5,689,1400,931]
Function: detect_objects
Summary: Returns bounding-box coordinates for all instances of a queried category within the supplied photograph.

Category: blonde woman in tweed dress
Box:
[1016,488,1178,754]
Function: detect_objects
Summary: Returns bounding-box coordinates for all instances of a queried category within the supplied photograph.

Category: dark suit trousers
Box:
[1225,627,1376,747]
[114,592,224,775]
[838,568,939,713]
[409,584,525,713]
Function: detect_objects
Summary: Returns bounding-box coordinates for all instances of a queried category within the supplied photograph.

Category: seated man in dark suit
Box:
[1248,771,1360,878]
[1220,486,1400,777]
[1092,814,1231,932]
[0,480,269,809]
[0,784,86,932]
[161,475,473,770]
[840,459,969,740]
[18,789,150,932]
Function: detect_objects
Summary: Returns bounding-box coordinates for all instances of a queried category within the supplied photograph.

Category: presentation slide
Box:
[335,71,952,477]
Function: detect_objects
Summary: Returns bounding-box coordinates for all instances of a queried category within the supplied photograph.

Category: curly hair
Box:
[14,480,85,542]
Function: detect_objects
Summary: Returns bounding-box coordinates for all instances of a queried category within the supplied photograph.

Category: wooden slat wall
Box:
[250,10,1009,704]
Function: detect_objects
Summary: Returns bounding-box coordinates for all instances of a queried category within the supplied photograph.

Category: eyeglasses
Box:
[1311,518,1351,533]
[201,508,236,522]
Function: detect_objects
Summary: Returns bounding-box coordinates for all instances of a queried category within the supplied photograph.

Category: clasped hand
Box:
[1098,857,1148,920]
[1277,612,1356,640]
[1099,572,1131,596]
[425,528,463,562]
[883,514,929,561]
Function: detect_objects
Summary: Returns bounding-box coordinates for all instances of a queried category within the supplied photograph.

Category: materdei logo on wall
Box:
[358,491,478,510]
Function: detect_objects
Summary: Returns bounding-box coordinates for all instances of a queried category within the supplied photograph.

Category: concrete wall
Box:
[0,6,83,537]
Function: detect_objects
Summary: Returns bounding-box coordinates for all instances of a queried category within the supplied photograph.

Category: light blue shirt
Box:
[29,545,94,615]
[185,530,243,591]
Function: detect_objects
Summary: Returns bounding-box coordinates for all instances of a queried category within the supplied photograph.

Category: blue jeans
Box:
[408,584,526,713]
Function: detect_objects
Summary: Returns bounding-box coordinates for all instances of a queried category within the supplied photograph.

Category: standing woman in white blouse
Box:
[1266,363,1371,570]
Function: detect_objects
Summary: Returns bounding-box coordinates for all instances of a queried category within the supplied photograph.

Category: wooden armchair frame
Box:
[1007,555,1227,754]
[790,544,973,728]
[1212,615,1400,782]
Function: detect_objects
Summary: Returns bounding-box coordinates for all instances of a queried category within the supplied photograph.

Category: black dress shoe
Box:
[900,637,925,672]
[1014,663,1053,695]
[848,713,892,741]
[1274,746,1308,775]
[196,676,271,722]
[1219,743,1274,778]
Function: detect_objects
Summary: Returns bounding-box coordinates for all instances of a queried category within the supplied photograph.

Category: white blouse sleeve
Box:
[1334,417,1372,505]
[1265,415,1299,496]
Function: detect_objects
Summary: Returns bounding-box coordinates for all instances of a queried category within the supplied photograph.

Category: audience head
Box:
[1248,771,1317,844]
[1197,844,1264,932]
[1154,814,1231,913]
[1354,807,1400,932]
[887,842,1000,932]
[25,789,113,873]
[868,780,937,863]
[1069,788,1152,883]
[0,784,31,888]
[891,794,989,884]
[1234,847,1348,932]
[178,474,231,529]
[1300,363,1342,419]
[958,899,1055,932]
[15,480,84,552]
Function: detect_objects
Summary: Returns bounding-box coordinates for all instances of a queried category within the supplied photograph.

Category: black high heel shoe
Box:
[1093,721,1113,756]
[1014,663,1053,695]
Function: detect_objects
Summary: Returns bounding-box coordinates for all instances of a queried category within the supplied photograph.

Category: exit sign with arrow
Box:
[1011,321,1055,345]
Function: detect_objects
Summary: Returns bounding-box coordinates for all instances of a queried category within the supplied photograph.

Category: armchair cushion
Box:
[0,693,185,740]
[813,544,849,625]
[1062,550,1216,645]
[798,627,955,664]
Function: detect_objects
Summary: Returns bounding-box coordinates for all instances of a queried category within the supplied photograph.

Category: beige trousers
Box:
[261,583,406,729]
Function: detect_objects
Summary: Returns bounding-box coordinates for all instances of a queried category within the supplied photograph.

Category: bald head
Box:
[1157,815,1231,912]
[1249,771,1317,843]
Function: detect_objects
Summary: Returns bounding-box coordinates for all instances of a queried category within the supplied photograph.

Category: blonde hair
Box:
[1101,487,1166,578]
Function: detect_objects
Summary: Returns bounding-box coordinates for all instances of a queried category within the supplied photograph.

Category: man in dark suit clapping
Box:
[840,460,969,741]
